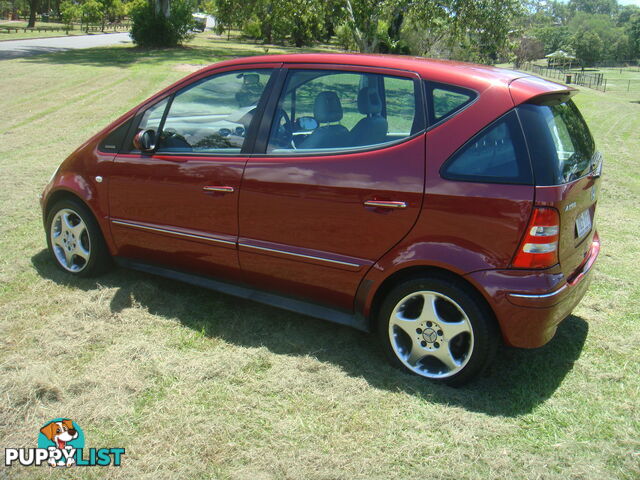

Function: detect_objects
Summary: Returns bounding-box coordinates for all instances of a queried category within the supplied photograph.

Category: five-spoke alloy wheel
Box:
[46,199,110,277]
[50,208,91,273]
[378,276,497,386]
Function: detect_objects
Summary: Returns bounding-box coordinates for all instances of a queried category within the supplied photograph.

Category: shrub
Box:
[130,0,197,48]
[242,16,262,39]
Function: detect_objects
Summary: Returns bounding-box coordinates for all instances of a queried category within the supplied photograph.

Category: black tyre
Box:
[45,198,111,277]
[377,275,498,386]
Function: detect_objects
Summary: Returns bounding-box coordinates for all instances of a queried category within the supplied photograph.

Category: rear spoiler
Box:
[509,75,577,106]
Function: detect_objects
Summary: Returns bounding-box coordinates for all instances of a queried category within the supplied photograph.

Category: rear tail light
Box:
[512,207,560,268]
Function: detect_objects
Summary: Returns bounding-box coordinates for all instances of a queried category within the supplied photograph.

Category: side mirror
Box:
[295,116,318,131]
[133,129,157,152]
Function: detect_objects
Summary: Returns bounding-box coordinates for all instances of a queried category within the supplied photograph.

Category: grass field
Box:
[0,35,639,479]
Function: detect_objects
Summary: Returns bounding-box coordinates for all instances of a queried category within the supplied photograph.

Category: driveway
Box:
[0,32,132,60]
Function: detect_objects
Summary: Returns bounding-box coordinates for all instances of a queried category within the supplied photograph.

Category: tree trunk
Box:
[155,0,170,18]
[27,0,38,27]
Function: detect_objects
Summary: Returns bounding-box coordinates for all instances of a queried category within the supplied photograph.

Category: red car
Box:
[41,54,601,385]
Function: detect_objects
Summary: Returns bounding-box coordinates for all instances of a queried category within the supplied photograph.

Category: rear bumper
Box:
[467,232,600,348]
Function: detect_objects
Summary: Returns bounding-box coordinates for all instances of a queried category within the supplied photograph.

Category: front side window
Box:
[267,70,423,153]
[133,69,274,154]
[441,111,532,185]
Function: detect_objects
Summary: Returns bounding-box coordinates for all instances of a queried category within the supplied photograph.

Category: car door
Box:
[108,66,278,280]
[238,65,427,310]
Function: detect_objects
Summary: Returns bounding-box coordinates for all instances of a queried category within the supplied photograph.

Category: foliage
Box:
[513,36,545,67]
[628,13,640,58]
[521,0,640,65]
[81,0,103,25]
[571,28,603,66]
[568,0,618,17]
[130,0,197,47]
[60,0,81,26]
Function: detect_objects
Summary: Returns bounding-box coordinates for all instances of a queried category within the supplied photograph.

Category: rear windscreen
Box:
[517,100,595,185]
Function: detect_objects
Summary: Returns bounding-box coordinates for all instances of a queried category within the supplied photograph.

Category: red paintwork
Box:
[40,53,599,349]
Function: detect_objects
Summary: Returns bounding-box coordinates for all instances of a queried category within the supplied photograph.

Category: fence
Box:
[0,22,132,34]
[522,63,606,91]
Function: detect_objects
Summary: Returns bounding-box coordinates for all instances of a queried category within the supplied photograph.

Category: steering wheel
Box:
[160,128,192,151]
[271,108,294,149]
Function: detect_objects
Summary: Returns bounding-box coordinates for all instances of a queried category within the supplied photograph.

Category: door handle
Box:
[364,200,407,209]
[203,186,234,193]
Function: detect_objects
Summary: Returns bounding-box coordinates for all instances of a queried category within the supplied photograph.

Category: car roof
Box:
[204,53,571,101]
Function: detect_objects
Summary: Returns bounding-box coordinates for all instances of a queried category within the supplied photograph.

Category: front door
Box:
[108,68,277,280]
[238,66,427,310]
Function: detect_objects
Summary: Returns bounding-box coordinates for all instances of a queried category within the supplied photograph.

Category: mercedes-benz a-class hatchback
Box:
[41,54,602,385]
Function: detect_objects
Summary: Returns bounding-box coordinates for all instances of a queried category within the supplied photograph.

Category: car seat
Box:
[350,87,388,146]
[300,91,350,149]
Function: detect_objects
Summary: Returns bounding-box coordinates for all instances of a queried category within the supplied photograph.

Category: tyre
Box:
[377,276,498,386]
[46,199,111,277]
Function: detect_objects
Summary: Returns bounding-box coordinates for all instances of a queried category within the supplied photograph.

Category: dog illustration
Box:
[40,419,78,467]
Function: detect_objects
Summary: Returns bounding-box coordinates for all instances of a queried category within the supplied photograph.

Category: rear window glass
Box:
[517,100,595,185]
[441,110,532,185]
[425,82,476,126]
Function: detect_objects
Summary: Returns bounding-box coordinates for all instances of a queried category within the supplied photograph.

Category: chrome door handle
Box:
[364,200,407,209]
[203,186,234,193]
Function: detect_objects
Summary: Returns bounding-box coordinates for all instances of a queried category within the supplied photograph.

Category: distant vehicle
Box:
[192,13,216,32]
[40,54,602,385]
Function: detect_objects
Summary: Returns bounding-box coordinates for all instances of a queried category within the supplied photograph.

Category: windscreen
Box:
[517,100,595,185]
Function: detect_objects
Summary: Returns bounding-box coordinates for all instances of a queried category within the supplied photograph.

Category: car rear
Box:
[468,79,601,348]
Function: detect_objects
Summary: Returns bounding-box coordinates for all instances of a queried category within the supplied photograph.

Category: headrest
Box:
[314,91,343,123]
[357,87,382,115]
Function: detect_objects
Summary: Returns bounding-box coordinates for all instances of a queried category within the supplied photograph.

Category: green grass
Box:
[0,36,639,479]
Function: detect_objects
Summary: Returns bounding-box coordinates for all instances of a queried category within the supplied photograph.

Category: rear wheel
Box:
[46,199,111,277]
[377,276,497,386]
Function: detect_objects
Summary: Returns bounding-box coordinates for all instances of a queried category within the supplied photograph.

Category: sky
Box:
[619,0,640,6]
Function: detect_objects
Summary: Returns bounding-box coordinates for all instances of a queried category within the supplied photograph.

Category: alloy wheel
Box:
[50,208,91,273]
[388,290,474,379]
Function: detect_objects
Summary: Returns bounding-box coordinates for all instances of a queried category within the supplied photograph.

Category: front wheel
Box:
[377,276,498,386]
[46,199,111,277]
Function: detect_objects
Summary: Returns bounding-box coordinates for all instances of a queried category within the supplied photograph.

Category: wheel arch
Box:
[43,189,92,221]
[367,265,498,335]
[43,188,115,255]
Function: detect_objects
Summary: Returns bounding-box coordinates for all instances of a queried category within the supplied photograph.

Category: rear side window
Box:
[266,70,424,153]
[441,110,532,185]
[425,82,476,126]
[517,100,595,185]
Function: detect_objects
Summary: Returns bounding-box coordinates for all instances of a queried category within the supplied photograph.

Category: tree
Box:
[514,35,545,67]
[27,0,37,27]
[60,0,81,29]
[628,14,640,58]
[343,0,383,52]
[617,5,640,26]
[571,29,603,66]
[568,0,618,17]
[532,24,572,54]
[82,0,102,29]
[612,34,633,62]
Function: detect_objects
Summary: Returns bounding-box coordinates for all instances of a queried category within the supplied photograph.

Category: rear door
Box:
[237,65,427,310]
[517,98,601,278]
